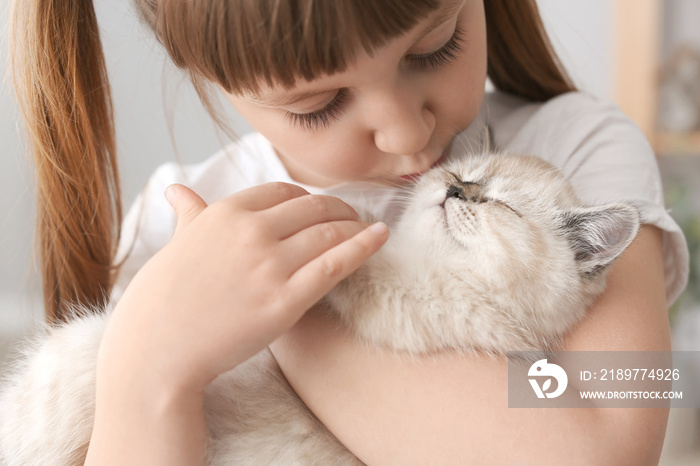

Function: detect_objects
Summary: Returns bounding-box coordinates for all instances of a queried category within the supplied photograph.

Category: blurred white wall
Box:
[0,0,615,329]
[537,0,613,99]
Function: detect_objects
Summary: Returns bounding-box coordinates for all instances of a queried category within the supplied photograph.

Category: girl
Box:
[3,0,687,464]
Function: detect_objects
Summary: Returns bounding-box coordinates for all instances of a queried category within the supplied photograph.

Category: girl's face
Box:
[225,0,486,187]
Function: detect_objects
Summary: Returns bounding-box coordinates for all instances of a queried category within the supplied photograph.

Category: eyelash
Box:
[408,26,466,70]
[285,88,350,131]
[285,26,466,131]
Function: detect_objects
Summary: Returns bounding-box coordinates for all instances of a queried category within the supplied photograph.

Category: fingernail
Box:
[164,185,179,207]
[370,222,389,235]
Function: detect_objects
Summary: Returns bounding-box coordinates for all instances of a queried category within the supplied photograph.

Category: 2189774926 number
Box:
[597,368,680,381]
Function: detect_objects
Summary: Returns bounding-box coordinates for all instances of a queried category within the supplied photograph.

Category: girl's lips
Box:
[399,152,447,181]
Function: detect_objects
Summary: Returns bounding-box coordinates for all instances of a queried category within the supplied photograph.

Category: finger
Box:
[265,195,362,239]
[227,182,311,212]
[165,184,208,227]
[284,222,390,313]
[281,220,370,270]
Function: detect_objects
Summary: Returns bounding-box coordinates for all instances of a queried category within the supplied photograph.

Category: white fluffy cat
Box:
[0,150,640,465]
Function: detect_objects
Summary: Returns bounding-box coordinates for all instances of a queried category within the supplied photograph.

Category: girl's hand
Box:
[98,182,389,394]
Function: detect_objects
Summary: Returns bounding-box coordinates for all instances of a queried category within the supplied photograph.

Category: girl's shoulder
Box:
[484,90,641,156]
[481,90,656,192]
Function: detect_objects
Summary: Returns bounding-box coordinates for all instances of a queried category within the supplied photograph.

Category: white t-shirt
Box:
[113,91,689,305]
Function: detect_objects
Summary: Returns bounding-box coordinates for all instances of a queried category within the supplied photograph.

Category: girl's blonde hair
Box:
[10,0,575,324]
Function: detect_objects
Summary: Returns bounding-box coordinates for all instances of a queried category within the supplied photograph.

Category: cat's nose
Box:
[446,185,464,200]
[445,182,484,203]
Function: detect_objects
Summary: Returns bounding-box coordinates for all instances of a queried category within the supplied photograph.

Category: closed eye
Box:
[490,199,522,218]
[285,88,350,130]
[407,26,466,70]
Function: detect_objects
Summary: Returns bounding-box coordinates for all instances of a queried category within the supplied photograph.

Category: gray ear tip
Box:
[564,202,643,273]
[621,202,641,219]
[607,202,640,216]
[611,202,642,233]
[605,203,642,243]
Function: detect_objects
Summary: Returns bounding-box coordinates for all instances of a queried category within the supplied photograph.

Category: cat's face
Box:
[394,153,639,297]
[329,152,639,354]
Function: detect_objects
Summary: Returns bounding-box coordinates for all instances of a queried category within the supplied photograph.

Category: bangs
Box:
[151,0,440,94]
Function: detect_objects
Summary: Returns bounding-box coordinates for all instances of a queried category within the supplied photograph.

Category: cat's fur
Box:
[0,150,640,465]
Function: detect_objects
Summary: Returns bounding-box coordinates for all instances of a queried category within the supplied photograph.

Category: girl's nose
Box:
[368,90,436,156]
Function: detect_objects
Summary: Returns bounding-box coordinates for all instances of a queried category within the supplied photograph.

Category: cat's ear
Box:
[561,204,640,275]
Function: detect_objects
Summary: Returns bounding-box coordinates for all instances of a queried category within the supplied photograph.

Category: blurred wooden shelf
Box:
[614,1,700,157]
[654,131,700,156]
[614,0,662,141]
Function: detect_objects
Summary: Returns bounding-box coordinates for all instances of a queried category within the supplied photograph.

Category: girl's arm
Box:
[270,225,670,465]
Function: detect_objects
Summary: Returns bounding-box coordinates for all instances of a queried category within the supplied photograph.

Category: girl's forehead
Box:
[240,0,468,106]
